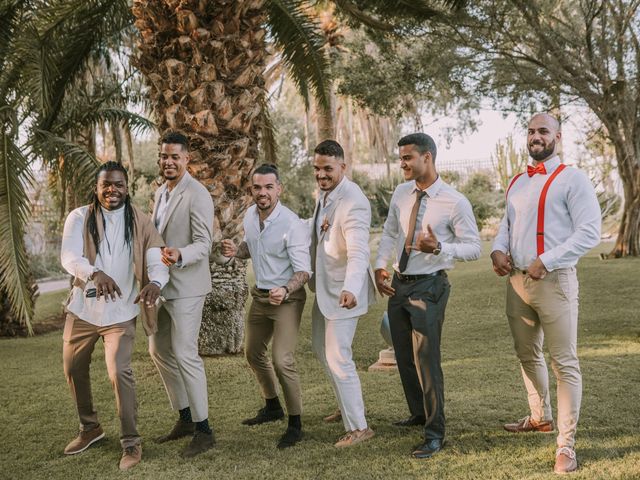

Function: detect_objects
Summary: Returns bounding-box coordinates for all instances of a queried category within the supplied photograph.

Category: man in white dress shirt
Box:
[310,140,377,447]
[221,164,311,449]
[491,113,601,474]
[375,133,481,459]
[60,162,169,470]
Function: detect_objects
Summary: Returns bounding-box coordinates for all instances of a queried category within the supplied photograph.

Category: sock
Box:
[265,396,282,411]
[288,415,301,430]
[179,407,192,423]
[195,418,212,434]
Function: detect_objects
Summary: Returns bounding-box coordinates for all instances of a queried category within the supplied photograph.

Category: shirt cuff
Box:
[439,242,454,259]
[539,251,556,272]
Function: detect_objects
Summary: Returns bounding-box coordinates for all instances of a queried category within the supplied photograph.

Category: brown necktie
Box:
[398,190,427,272]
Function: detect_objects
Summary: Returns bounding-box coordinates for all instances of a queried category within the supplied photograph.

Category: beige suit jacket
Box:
[152,172,214,299]
[309,178,376,320]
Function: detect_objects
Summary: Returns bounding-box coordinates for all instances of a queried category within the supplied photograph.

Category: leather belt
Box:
[395,270,444,282]
[255,287,270,294]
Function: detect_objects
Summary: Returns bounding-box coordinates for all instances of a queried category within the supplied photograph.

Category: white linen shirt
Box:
[243,201,312,289]
[492,156,601,271]
[375,176,481,274]
[61,205,169,327]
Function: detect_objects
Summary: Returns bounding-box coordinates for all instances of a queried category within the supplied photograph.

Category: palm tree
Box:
[132,0,465,354]
[0,0,153,335]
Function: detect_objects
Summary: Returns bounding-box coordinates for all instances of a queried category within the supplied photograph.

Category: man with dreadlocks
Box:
[60,161,169,471]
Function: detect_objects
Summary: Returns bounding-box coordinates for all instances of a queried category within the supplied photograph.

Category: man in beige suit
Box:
[149,131,215,458]
[310,140,377,447]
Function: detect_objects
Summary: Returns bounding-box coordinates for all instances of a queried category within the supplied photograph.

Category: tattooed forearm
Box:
[236,241,251,259]
[286,271,310,293]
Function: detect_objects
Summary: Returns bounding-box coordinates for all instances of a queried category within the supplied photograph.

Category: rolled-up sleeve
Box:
[146,247,170,288]
[287,218,312,276]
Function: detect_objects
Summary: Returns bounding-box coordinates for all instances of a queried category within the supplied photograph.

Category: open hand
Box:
[135,282,161,307]
[491,250,512,276]
[161,247,181,266]
[92,270,122,302]
[375,268,395,296]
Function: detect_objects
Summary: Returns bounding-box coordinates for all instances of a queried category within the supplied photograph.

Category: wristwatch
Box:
[433,242,442,256]
[282,285,290,301]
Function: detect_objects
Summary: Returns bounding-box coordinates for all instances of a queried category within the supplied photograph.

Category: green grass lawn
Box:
[1,242,639,479]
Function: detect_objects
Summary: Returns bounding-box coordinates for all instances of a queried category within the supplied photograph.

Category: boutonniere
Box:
[320,216,331,233]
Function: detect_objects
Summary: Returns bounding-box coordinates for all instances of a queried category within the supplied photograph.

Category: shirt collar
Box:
[255,200,283,226]
[410,175,443,198]
[537,155,561,173]
[100,204,125,218]
[321,176,348,207]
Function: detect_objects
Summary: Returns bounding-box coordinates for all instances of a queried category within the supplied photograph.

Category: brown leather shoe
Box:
[155,419,195,443]
[64,425,105,455]
[323,409,342,423]
[554,446,578,474]
[503,415,554,433]
[334,428,375,448]
[181,431,215,458]
[119,445,142,471]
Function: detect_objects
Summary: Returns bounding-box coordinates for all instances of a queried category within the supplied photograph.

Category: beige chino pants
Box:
[507,267,581,448]
[245,286,306,415]
[62,313,139,448]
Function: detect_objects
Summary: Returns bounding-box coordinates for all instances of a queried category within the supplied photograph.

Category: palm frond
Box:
[266,0,331,109]
[82,108,156,136]
[0,123,35,333]
[258,104,278,166]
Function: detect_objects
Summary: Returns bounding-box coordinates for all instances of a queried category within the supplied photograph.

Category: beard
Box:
[528,139,556,161]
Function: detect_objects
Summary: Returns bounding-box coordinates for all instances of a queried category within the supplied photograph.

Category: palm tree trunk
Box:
[133,0,267,354]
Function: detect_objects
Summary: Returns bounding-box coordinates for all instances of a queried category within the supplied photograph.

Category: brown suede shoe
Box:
[323,409,342,423]
[155,419,195,443]
[181,431,215,458]
[503,415,554,433]
[554,446,578,474]
[119,445,142,471]
[334,428,375,448]
[64,425,105,455]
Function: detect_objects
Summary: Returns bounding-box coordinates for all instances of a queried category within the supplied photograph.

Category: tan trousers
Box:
[507,268,581,448]
[62,313,139,448]
[149,295,209,422]
[245,286,306,416]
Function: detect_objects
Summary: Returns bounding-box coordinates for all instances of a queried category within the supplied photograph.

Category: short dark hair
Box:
[314,139,344,160]
[161,131,189,151]
[398,133,437,162]
[252,163,279,182]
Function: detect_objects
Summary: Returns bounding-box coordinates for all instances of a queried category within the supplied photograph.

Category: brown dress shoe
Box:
[554,447,578,474]
[323,409,342,423]
[155,419,195,443]
[334,428,375,448]
[64,425,105,455]
[119,445,142,471]
[503,415,554,433]
[181,431,215,458]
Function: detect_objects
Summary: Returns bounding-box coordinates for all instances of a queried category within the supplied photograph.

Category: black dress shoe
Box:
[411,438,444,459]
[393,415,426,427]
[242,407,285,426]
[276,427,303,449]
[155,419,196,443]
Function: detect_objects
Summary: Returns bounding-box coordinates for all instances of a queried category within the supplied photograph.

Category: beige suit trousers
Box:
[507,268,581,448]
[149,295,209,422]
[62,313,139,448]
[245,287,306,415]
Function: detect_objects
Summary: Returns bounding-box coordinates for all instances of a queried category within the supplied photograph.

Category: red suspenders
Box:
[505,164,567,256]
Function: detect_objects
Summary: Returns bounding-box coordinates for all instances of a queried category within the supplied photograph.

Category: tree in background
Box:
[0,0,152,336]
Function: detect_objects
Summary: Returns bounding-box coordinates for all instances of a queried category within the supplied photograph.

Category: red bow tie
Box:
[527,163,547,177]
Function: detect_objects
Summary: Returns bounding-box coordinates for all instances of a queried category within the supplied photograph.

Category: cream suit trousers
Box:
[149,295,209,422]
[507,268,581,448]
[312,300,367,432]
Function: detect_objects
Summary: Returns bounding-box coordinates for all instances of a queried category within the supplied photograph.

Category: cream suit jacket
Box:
[309,177,376,320]
[152,172,214,300]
